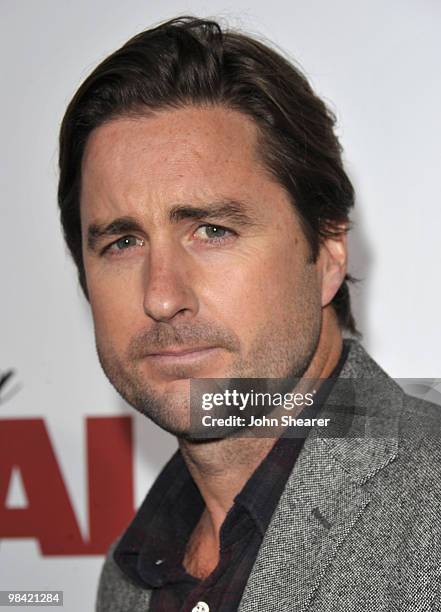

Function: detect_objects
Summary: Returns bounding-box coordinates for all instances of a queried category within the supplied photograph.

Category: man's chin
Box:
[128,394,232,440]
[125,384,192,436]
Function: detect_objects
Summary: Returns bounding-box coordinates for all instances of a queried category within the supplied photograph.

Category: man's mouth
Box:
[145,346,221,366]
[148,345,217,356]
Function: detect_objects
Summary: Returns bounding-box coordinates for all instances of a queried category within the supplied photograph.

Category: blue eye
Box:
[105,235,144,255]
[204,226,227,239]
[115,236,138,249]
[194,224,233,242]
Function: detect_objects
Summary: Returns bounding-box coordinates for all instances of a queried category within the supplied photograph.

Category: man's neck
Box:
[179,307,343,577]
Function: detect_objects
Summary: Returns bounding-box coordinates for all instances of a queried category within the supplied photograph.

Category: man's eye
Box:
[105,235,144,254]
[193,224,234,242]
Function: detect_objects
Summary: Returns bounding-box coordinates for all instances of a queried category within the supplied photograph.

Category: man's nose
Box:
[142,242,199,322]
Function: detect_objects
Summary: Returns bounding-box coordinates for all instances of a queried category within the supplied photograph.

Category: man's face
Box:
[80,106,331,436]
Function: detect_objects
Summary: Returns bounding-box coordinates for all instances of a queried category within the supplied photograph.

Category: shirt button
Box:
[192,602,210,612]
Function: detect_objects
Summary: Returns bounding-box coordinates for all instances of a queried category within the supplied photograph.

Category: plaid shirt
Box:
[114,344,349,612]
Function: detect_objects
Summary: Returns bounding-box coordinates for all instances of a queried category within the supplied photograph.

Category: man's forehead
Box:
[79,107,282,229]
[81,106,262,174]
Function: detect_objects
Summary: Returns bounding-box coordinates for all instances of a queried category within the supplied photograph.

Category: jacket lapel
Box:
[238,341,401,612]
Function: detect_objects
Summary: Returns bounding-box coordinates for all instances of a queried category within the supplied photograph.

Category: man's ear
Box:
[318,227,348,308]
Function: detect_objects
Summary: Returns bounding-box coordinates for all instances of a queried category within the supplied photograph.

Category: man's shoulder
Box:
[397,391,441,478]
[349,339,440,428]
[318,339,441,489]
[96,540,152,612]
[95,450,188,611]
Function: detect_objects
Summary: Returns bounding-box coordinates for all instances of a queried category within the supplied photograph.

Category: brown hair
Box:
[58,16,358,333]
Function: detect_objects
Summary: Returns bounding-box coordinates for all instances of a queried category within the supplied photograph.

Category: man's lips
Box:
[138,345,227,379]
[145,346,220,359]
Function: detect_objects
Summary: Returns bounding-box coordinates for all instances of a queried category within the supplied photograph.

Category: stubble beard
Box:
[95,304,322,439]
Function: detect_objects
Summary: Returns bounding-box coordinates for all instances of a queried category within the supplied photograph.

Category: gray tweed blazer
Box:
[96,340,441,611]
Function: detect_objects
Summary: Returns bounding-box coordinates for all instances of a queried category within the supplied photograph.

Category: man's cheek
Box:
[89,297,131,348]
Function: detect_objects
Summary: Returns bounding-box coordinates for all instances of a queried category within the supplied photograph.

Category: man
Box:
[58,16,441,612]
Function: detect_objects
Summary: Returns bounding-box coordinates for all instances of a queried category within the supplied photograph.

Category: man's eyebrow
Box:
[87,217,143,252]
[86,200,255,252]
[168,200,255,226]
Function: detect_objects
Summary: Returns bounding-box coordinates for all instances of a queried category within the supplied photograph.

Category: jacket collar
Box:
[238,340,401,612]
